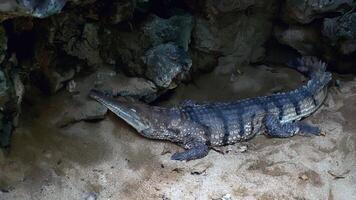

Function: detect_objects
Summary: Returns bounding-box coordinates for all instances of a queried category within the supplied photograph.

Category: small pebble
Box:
[221,193,232,200]
[238,145,248,153]
[299,174,309,181]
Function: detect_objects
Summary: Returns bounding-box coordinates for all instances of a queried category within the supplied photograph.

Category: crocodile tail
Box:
[287,56,327,77]
[306,70,332,93]
[288,56,332,92]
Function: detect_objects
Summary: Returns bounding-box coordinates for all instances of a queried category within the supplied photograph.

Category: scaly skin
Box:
[89,57,332,161]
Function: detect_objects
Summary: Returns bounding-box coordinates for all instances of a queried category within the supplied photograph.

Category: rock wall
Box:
[273,0,356,73]
[0,0,355,147]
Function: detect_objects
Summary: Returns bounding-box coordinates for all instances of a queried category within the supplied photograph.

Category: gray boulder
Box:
[46,13,102,68]
[274,25,321,55]
[94,72,158,102]
[55,69,159,127]
[54,71,107,128]
[62,22,102,68]
[143,43,192,88]
[323,11,356,54]
[323,11,356,41]
[142,14,194,51]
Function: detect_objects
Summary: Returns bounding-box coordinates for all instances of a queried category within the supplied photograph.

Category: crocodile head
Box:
[89,90,181,141]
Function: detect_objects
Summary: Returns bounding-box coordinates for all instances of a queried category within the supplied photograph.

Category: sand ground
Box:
[0,65,355,200]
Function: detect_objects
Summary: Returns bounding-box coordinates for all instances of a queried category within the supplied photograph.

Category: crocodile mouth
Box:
[89,90,150,132]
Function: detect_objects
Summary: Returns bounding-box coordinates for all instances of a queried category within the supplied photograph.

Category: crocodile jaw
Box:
[106,102,150,133]
[89,90,150,133]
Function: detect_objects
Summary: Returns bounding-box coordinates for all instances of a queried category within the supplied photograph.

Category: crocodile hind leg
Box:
[295,121,321,136]
[171,135,209,161]
[171,143,209,161]
[265,115,320,138]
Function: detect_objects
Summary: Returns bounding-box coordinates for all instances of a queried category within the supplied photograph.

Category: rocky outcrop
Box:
[323,11,356,55]
[0,0,67,21]
[193,12,273,61]
[142,14,194,51]
[271,0,356,73]
[193,0,278,73]
[282,0,353,24]
[0,54,24,148]
[100,13,194,81]
[1,0,282,97]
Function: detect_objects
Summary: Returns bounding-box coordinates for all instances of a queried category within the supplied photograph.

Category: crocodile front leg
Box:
[171,136,209,161]
[265,115,321,138]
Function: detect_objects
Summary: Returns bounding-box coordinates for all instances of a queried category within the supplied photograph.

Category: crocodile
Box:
[89,57,332,161]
